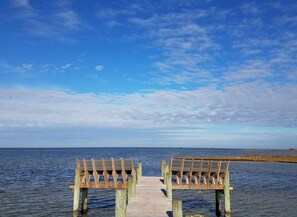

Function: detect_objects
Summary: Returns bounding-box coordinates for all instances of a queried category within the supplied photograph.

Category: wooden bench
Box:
[170,157,230,190]
[70,157,135,189]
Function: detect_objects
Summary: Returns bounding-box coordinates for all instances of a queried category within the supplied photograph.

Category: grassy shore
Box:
[222,154,297,163]
[180,154,297,163]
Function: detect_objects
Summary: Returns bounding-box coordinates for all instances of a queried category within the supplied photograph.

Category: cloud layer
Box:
[1,83,296,128]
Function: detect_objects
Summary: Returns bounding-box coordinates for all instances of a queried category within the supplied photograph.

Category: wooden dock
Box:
[71,155,297,216]
[127,176,172,217]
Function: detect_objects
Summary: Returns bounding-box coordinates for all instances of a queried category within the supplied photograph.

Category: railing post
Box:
[166,171,172,198]
[172,199,183,217]
[81,188,88,213]
[215,190,222,216]
[137,162,142,177]
[161,160,166,177]
[128,177,136,201]
[164,165,169,184]
[132,171,137,193]
[115,189,126,217]
[224,171,231,216]
[73,160,81,213]
[136,162,142,184]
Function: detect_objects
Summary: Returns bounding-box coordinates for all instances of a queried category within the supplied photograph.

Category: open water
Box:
[0,148,296,217]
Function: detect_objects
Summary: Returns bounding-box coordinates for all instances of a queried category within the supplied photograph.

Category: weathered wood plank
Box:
[127,176,172,217]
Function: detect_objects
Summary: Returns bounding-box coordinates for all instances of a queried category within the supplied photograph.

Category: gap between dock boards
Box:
[126,176,172,217]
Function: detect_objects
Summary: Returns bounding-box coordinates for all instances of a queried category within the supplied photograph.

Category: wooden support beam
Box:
[73,160,81,213]
[207,160,213,187]
[198,159,203,187]
[172,199,183,217]
[215,190,222,216]
[81,188,88,213]
[166,171,172,198]
[185,214,205,217]
[92,158,99,184]
[224,171,231,216]
[189,158,194,185]
[180,158,185,184]
[112,158,118,187]
[102,158,108,184]
[83,159,90,187]
[121,158,127,184]
[115,189,126,217]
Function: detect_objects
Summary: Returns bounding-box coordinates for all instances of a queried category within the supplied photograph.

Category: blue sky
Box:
[0,0,297,148]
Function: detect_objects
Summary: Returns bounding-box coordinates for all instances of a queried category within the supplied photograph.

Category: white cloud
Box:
[56,10,82,31]
[61,64,71,69]
[12,0,30,8]
[129,12,218,85]
[10,1,83,41]
[240,2,261,14]
[0,61,79,77]
[96,7,139,27]
[1,83,297,128]
[0,62,34,77]
[95,65,104,71]
[93,2,297,86]
[224,60,273,81]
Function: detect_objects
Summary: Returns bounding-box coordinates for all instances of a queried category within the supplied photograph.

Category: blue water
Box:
[0,148,296,217]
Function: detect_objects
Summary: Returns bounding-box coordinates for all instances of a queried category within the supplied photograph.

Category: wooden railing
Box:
[169,157,230,190]
[70,157,135,189]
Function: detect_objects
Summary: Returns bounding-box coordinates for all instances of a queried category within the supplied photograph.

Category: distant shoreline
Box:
[178,154,297,163]
[244,148,297,152]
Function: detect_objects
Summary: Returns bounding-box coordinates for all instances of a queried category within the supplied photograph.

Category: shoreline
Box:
[179,154,297,163]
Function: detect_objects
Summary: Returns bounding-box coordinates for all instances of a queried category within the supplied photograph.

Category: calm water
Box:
[0,148,296,217]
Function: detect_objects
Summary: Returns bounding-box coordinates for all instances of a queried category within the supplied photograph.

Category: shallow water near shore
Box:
[0,148,296,217]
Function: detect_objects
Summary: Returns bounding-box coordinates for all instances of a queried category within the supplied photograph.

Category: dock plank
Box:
[127,176,172,217]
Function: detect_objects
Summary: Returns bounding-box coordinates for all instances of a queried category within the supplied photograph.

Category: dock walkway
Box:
[127,176,172,217]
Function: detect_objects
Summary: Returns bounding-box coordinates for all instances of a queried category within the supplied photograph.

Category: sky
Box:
[0,0,297,148]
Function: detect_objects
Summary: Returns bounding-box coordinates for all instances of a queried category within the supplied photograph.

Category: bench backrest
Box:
[170,157,229,175]
[78,157,134,175]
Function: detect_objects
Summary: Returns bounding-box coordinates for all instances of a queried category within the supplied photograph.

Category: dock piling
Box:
[166,171,172,198]
[73,160,81,213]
[172,199,183,217]
[215,190,222,216]
[224,171,231,216]
[128,177,136,201]
[136,162,142,184]
[164,165,169,183]
[81,188,88,213]
[161,160,166,177]
[115,189,127,217]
